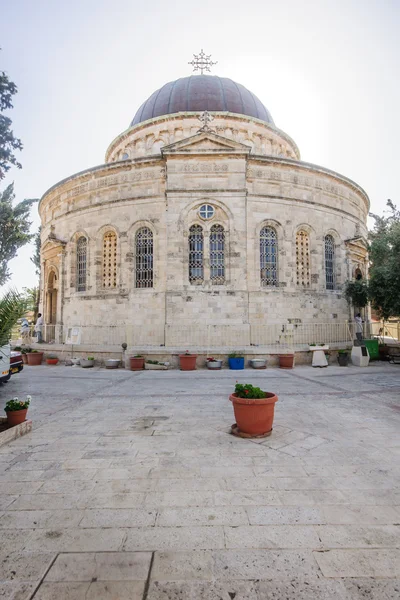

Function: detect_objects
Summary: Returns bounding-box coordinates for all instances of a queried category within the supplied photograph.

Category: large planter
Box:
[207,360,222,370]
[337,353,349,367]
[278,354,294,369]
[6,409,28,427]
[230,392,278,436]
[228,357,245,370]
[26,352,43,366]
[21,354,28,365]
[81,358,95,368]
[145,362,168,370]
[46,358,59,365]
[130,357,144,371]
[250,359,266,369]
[179,354,197,371]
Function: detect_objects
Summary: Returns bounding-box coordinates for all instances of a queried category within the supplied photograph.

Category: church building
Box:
[39,53,369,355]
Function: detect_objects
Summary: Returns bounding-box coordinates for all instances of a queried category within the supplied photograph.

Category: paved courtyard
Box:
[0,362,399,599]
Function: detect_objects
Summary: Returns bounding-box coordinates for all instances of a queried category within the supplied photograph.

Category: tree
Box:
[0,53,22,179]
[344,279,369,309]
[30,228,41,277]
[0,289,27,346]
[22,286,40,322]
[368,200,400,320]
[0,184,38,286]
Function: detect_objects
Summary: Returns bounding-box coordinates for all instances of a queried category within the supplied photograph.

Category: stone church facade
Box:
[39,75,369,351]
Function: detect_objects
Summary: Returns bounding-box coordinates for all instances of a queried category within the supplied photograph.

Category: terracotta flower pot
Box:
[21,354,28,364]
[27,352,43,366]
[179,354,197,370]
[278,354,294,369]
[230,392,278,436]
[6,409,28,427]
[130,357,144,370]
[46,358,59,365]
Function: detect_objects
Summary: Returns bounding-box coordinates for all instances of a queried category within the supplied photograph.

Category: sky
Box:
[0,0,399,292]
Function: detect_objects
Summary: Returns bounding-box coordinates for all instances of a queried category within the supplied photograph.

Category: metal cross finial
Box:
[188,49,217,74]
[197,110,215,133]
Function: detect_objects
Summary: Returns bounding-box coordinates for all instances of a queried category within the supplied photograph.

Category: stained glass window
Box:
[136,228,153,288]
[260,226,278,286]
[189,225,204,283]
[210,224,225,284]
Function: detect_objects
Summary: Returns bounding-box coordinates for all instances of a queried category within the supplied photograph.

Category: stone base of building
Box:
[28,343,344,369]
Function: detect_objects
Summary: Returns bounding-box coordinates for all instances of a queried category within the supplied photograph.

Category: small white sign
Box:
[65,327,82,345]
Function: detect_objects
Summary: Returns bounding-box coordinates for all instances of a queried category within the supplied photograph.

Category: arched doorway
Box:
[46,270,58,341]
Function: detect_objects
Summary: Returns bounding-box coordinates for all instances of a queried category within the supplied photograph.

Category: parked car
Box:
[10,350,23,375]
[0,344,11,383]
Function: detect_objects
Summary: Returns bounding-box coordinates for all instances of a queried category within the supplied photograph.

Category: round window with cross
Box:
[198,204,215,220]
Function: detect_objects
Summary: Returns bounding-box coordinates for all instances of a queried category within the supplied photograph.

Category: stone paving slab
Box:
[0,363,399,597]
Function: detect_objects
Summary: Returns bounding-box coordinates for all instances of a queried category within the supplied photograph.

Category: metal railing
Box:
[10,321,381,350]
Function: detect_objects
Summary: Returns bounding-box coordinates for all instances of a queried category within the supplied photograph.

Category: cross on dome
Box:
[188,49,217,74]
[197,110,215,133]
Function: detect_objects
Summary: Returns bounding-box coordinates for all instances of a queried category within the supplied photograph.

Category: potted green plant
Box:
[19,347,31,365]
[81,356,95,368]
[130,355,145,370]
[337,349,350,366]
[27,350,43,366]
[206,357,222,370]
[228,352,245,370]
[46,353,59,365]
[229,384,278,436]
[145,359,168,370]
[4,395,31,426]
[278,325,295,368]
[179,350,197,371]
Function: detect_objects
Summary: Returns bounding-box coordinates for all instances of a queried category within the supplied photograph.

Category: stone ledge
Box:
[0,418,32,448]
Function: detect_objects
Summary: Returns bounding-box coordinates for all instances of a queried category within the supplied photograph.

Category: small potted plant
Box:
[337,349,350,366]
[4,395,31,427]
[228,352,245,370]
[130,355,145,370]
[179,350,197,371]
[230,384,278,436]
[278,325,295,368]
[81,356,95,368]
[250,358,267,369]
[20,347,31,364]
[26,349,44,366]
[46,353,59,365]
[206,357,222,370]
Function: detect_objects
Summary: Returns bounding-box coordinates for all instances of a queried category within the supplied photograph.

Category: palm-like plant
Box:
[0,289,28,347]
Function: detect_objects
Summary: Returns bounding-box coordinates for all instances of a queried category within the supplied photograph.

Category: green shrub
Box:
[234,383,266,399]
[5,396,31,412]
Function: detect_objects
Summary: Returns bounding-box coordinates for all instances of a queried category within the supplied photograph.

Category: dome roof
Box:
[131,75,274,127]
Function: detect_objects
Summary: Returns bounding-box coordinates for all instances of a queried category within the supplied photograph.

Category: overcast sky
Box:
[1,0,399,292]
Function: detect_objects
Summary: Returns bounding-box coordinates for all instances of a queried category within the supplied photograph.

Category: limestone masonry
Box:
[39,74,369,348]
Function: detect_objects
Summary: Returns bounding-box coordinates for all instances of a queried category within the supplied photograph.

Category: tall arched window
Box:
[210,225,225,284]
[325,235,335,290]
[102,231,117,289]
[136,227,153,288]
[260,226,278,286]
[188,225,204,284]
[76,236,87,292]
[296,230,310,286]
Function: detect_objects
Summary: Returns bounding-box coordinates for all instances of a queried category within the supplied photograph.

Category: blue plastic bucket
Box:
[228,357,245,370]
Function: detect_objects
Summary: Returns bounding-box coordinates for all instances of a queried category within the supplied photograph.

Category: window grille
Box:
[260,226,278,286]
[189,224,204,284]
[136,227,153,288]
[76,236,87,292]
[210,224,225,284]
[296,230,310,286]
[325,234,335,290]
[102,231,117,288]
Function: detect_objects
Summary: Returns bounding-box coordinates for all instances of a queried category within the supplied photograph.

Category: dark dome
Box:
[131,75,274,127]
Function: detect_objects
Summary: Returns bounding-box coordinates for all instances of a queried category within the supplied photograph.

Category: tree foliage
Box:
[344,279,369,308]
[0,288,27,346]
[368,200,400,320]
[30,228,41,277]
[0,184,38,286]
[0,54,22,179]
[22,286,40,322]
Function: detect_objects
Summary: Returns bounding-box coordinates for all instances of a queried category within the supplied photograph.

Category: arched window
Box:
[135,227,153,288]
[188,225,204,284]
[355,268,363,280]
[260,226,278,286]
[296,230,310,286]
[325,235,335,290]
[76,236,87,292]
[210,225,225,284]
[102,231,117,289]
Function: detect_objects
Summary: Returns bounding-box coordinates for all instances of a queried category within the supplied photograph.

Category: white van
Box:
[0,344,11,383]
